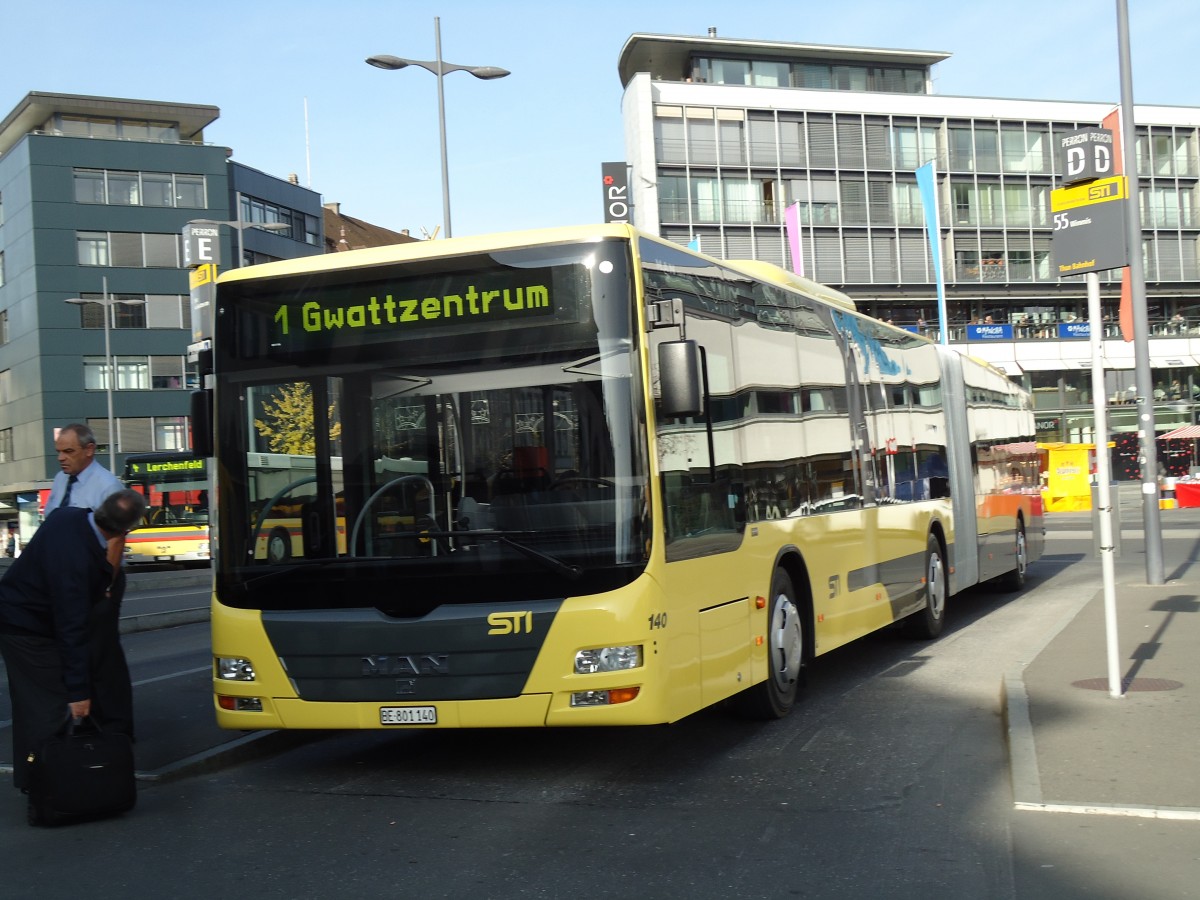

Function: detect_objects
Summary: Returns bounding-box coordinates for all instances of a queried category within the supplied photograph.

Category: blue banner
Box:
[1057,322,1091,339]
[967,324,1014,341]
[915,162,947,344]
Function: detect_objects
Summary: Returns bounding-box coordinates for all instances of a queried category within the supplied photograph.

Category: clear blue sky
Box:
[5,1,1196,238]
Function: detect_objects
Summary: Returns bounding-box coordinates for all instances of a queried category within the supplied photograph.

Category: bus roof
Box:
[216,224,645,285]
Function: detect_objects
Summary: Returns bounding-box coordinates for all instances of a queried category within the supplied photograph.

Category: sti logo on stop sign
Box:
[1058,128,1115,186]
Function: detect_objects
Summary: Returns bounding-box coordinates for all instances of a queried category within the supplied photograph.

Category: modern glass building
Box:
[619,32,1200,477]
[0,92,324,535]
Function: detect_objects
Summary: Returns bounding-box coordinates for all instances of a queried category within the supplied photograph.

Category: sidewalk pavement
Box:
[0,557,211,633]
[1006,505,1200,820]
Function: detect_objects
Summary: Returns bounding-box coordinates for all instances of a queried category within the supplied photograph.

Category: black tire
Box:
[905,534,947,639]
[733,569,805,719]
[998,523,1028,592]
[266,527,292,564]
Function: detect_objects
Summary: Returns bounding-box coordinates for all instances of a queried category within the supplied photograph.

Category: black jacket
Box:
[0,507,121,701]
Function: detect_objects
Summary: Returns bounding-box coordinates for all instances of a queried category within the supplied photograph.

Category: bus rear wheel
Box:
[733,569,805,719]
[905,534,946,639]
[267,527,292,564]
[998,523,1027,592]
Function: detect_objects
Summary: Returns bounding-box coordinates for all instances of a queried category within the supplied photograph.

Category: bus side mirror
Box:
[658,340,704,419]
[190,389,213,457]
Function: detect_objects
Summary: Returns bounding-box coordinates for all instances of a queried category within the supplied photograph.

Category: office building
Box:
[0,91,324,534]
[618,32,1200,476]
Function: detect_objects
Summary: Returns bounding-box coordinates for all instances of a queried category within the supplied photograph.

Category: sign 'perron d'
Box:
[1057,128,1115,187]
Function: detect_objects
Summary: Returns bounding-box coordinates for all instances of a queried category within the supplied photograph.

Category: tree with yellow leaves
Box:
[253,382,341,454]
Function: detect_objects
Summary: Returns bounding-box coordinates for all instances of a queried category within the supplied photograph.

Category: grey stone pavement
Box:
[1007,487,1200,821]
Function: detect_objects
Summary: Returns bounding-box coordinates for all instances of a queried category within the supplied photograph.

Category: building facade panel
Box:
[620,33,1200,476]
[0,92,325,534]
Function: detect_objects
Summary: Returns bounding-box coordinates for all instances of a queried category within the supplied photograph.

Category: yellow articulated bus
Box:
[204,224,1042,730]
[122,452,210,565]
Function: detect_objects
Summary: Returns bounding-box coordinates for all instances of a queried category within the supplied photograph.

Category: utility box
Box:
[1040,442,1097,512]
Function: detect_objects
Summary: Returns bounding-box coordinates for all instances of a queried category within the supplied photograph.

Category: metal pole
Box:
[1116,0,1164,584]
[434,16,452,238]
[102,276,114,473]
[1088,271,1123,698]
[235,192,245,267]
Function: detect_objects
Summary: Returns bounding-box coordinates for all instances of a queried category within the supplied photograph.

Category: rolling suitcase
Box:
[26,716,136,826]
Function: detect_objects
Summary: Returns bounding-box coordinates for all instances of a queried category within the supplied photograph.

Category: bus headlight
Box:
[216,656,256,681]
[574,645,642,674]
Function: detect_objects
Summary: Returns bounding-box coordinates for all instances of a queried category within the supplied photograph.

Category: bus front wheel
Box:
[733,568,805,719]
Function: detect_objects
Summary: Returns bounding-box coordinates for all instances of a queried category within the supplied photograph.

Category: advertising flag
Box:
[915,161,948,344]
[784,202,805,277]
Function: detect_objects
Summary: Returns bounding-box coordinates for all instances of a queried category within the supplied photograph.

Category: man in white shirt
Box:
[44,424,124,514]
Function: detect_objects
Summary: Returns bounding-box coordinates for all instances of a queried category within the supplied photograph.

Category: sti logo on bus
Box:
[488,611,533,635]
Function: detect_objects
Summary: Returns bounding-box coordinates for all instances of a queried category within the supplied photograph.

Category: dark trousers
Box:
[0,601,133,791]
[0,632,71,791]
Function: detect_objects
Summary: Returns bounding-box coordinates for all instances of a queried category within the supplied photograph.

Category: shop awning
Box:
[1158,425,1200,440]
[1151,355,1199,369]
[1013,358,1064,371]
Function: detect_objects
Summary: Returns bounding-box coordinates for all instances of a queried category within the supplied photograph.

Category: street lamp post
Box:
[64,277,145,473]
[366,17,509,238]
[187,215,291,268]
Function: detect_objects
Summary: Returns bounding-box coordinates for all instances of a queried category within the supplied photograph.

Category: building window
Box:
[0,251,4,287]
[77,232,108,266]
[145,294,189,329]
[0,368,9,404]
[155,417,189,451]
[0,310,7,345]
[175,174,205,208]
[73,169,207,209]
[151,356,184,389]
[83,355,186,390]
[85,416,188,453]
[116,356,149,390]
[76,232,183,268]
[0,428,12,463]
[52,114,178,142]
[83,357,111,391]
[76,294,186,329]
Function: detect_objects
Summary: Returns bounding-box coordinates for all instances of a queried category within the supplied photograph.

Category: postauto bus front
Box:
[209,230,676,729]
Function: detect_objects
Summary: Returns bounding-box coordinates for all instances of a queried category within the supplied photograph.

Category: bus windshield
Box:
[214,238,650,611]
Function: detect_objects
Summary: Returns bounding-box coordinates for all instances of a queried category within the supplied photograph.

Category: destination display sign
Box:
[1050,176,1128,276]
[127,457,206,475]
[232,264,568,358]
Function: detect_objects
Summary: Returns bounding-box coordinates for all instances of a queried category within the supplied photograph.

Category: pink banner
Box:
[784,202,804,277]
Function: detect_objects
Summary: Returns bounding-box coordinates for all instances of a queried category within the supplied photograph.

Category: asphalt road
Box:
[0,512,1196,898]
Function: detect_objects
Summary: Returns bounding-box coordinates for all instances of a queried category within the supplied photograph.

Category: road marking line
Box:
[134,665,210,687]
[1015,801,1200,821]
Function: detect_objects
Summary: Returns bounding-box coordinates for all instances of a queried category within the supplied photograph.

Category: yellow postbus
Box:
[122,452,210,565]
[204,224,1042,729]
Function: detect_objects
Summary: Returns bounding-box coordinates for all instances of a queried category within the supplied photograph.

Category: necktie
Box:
[60,474,78,508]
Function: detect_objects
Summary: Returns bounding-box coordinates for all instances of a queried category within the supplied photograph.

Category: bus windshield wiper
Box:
[413,528,584,581]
